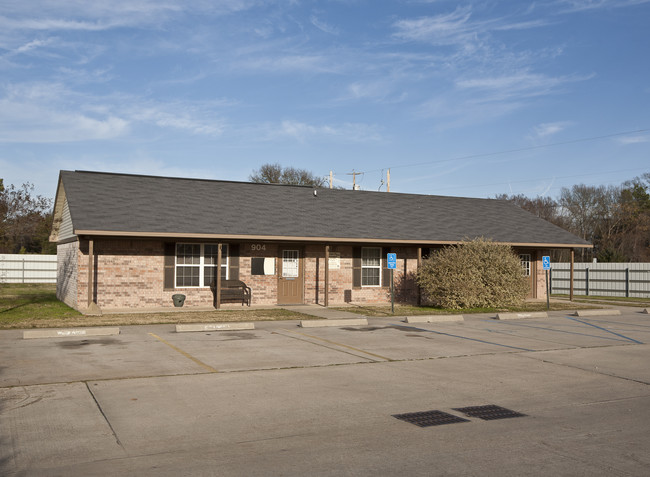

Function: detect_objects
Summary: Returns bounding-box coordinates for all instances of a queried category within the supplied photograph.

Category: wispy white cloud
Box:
[527,121,573,141]
[616,135,650,145]
[261,120,382,143]
[310,15,339,35]
[11,38,56,54]
[392,6,474,45]
[233,54,342,74]
[0,101,129,143]
[342,79,408,104]
[0,82,228,143]
[555,0,650,13]
[456,72,594,101]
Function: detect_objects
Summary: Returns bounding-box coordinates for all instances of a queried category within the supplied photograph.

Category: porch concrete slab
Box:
[23,327,120,339]
[495,312,548,320]
[574,309,622,316]
[299,318,368,328]
[404,314,464,323]
[175,322,255,332]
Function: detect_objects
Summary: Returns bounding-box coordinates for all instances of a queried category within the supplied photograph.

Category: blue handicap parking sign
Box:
[542,256,551,270]
[387,253,397,269]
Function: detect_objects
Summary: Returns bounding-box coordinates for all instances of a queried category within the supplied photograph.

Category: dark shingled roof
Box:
[55,170,590,247]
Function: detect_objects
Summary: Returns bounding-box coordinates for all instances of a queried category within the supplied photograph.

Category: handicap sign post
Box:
[387,253,397,314]
[542,256,551,310]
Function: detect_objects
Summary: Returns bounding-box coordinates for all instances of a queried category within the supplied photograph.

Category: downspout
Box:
[86,238,102,315]
[216,243,222,309]
[570,249,575,302]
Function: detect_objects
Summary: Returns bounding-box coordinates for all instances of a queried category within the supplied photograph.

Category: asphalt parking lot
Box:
[2,307,649,476]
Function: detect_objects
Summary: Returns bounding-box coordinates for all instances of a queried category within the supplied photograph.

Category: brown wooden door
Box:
[278,249,303,304]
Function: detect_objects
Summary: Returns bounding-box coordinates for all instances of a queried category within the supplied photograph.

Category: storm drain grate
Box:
[393,410,470,427]
[453,405,526,421]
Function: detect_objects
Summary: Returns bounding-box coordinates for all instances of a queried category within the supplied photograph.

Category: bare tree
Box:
[249,163,326,187]
[494,193,561,223]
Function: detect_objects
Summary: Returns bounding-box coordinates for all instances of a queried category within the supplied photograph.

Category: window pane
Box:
[205,245,218,265]
[204,244,228,265]
[204,266,215,287]
[362,248,380,267]
[176,266,199,287]
[283,250,299,278]
[519,254,531,277]
[177,244,200,265]
[203,265,227,286]
[362,267,380,286]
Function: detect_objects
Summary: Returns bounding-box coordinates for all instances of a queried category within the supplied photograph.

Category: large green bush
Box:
[416,238,530,309]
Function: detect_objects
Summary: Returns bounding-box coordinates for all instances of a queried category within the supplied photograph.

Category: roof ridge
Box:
[68,170,317,189]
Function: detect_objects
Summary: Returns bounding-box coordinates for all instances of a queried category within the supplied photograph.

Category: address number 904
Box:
[251,244,266,251]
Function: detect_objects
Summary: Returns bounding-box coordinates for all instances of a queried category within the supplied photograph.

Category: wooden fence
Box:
[0,254,57,284]
[550,262,650,298]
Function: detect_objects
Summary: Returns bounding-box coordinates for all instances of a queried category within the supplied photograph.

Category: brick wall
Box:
[69,238,546,311]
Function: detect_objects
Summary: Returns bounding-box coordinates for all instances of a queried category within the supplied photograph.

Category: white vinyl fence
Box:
[550,262,650,298]
[0,254,57,284]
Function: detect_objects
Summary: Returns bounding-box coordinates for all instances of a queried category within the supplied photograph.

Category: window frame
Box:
[175,243,229,288]
[361,247,382,287]
[519,254,531,277]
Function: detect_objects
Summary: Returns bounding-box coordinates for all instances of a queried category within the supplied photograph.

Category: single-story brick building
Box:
[50,170,591,312]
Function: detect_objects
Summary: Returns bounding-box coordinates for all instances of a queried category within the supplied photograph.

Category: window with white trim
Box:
[361,247,381,286]
[519,254,531,277]
[176,243,228,287]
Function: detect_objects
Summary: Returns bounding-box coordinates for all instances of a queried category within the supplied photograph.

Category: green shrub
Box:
[416,238,530,309]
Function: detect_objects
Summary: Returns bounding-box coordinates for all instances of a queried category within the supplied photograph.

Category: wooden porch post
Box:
[216,243,222,309]
[417,247,422,305]
[325,245,330,307]
[87,238,94,307]
[570,248,575,302]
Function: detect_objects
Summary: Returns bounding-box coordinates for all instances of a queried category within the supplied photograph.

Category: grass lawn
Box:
[1,284,614,330]
[0,284,310,330]
[552,294,650,307]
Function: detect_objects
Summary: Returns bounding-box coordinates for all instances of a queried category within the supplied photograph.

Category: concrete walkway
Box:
[279,304,366,319]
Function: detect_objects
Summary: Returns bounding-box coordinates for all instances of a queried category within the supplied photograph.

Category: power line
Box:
[360,127,650,175]
[430,167,649,193]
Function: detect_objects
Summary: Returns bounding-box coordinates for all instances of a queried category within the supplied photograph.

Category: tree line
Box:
[496,173,650,262]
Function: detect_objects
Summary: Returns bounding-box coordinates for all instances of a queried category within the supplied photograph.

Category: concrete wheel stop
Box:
[176,323,255,332]
[23,327,120,339]
[404,315,464,323]
[495,312,548,320]
[573,309,621,317]
[300,318,368,328]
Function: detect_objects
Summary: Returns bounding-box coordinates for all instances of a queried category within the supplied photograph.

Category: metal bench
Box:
[210,279,252,307]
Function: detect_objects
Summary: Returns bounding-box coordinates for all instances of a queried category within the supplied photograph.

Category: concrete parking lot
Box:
[1,307,649,476]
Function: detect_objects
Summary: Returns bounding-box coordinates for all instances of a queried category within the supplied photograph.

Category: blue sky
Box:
[1,0,648,200]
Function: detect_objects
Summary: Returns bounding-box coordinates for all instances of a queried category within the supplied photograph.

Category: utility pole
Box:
[329,170,333,189]
[387,169,390,192]
[347,170,363,190]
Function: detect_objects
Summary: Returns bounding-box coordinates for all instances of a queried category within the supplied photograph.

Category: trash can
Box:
[172,294,186,307]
